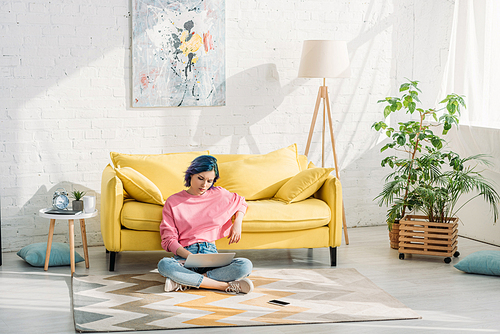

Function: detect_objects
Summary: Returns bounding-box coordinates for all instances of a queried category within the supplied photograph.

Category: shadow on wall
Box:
[332,0,399,172]
[336,0,455,172]
[184,63,299,154]
[329,0,454,228]
[13,183,101,250]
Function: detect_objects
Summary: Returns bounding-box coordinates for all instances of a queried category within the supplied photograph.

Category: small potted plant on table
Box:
[71,190,86,212]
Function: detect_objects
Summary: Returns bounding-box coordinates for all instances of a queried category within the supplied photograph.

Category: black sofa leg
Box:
[330,247,337,266]
[109,251,117,271]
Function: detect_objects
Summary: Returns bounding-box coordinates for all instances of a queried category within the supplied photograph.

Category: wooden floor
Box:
[1,225,500,334]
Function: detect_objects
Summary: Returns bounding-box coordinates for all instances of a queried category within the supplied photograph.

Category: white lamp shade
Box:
[298,40,351,78]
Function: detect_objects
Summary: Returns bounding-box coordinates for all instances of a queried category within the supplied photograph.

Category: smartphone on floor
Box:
[268,299,290,306]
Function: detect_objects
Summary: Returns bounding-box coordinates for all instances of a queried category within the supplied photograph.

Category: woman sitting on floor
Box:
[157,155,254,294]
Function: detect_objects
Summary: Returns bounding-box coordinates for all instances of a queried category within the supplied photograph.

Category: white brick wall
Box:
[0,0,454,251]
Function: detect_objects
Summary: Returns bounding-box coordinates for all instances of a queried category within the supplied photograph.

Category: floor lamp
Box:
[298,40,351,245]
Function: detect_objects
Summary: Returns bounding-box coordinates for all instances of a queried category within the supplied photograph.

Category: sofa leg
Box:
[329,247,337,266]
[109,251,117,271]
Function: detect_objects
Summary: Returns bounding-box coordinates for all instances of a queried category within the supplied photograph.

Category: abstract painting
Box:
[132,0,225,107]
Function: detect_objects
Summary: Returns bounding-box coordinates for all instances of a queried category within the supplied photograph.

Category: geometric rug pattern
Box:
[72,268,420,332]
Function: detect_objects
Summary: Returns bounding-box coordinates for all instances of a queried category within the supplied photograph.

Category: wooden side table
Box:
[39,209,98,275]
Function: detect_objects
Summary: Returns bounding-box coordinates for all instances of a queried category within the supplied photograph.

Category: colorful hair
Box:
[184,155,220,188]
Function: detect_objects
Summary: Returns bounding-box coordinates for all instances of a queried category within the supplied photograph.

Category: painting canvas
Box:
[132,0,225,107]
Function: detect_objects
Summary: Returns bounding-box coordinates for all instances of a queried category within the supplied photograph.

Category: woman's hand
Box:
[229,223,242,244]
[229,211,244,244]
[175,246,192,259]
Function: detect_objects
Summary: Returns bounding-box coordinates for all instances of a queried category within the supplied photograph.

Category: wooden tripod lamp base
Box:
[304,81,349,245]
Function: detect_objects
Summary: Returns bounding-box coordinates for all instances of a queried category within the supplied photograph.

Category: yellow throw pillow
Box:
[274,167,334,204]
[298,155,308,171]
[217,144,301,200]
[115,167,165,205]
[110,151,209,199]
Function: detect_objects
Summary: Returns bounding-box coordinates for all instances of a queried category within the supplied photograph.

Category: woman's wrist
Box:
[234,211,244,225]
[175,246,192,259]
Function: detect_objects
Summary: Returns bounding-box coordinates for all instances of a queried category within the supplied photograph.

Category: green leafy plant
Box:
[71,190,86,201]
[377,148,444,225]
[411,152,499,224]
[372,79,465,229]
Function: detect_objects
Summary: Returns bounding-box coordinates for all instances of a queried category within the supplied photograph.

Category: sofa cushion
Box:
[120,198,330,233]
[243,198,330,232]
[216,144,301,200]
[110,151,208,200]
[298,155,308,171]
[115,167,165,205]
[274,167,334,204]
[121,201,163,232]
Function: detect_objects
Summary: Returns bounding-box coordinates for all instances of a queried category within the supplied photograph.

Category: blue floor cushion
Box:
[17,242,85,267]
[454,250,500,276]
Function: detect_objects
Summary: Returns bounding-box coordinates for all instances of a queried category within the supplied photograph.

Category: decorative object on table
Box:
[82,193,96,213]
[71,190,86,212]
[17,242,84,267]
[298,39,351,245]
[454,250,500,276]
[132,0,225,107]
[52,188,70,210]
[72,268,420,332]
[372,79,465,248]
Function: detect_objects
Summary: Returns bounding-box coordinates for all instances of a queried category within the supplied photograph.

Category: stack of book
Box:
[43,208,83,215]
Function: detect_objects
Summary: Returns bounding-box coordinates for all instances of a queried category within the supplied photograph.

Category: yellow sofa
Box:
[100,145,343,271]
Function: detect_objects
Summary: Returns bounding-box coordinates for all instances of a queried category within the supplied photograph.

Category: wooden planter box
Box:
[398,215,460,263]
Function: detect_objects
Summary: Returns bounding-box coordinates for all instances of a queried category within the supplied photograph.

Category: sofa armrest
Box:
[315,175,343,247]
[101,164,124,252]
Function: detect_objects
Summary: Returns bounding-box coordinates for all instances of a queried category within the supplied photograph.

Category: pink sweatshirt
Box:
[160,186,248,254]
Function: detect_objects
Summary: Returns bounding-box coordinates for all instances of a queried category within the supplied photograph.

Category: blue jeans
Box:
[157,242,253,288]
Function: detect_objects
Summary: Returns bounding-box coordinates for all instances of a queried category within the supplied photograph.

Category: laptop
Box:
[184,253,236,268]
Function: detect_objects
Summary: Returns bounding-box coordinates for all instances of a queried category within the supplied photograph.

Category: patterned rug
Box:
[71,268,420,332]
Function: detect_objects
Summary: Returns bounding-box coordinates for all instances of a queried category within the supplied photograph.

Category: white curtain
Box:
[440,0,500,173]
[441,0,500,127]
[438,0,500,243]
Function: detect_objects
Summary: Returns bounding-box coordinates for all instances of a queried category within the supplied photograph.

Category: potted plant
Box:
[376,149,445,248]
[396,151,499,262]
[412,151,499,223]
[372,79,465,248]
[71,190,86,211]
